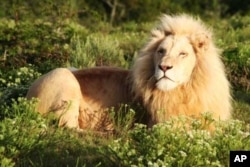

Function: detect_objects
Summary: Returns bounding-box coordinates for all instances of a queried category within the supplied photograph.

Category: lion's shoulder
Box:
[73,66,130,79]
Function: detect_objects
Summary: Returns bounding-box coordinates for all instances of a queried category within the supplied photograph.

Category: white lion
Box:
[27,14,232,131]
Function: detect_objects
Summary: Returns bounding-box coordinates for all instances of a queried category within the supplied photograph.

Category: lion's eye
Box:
[157,48,166,56]
[179,52,188,58]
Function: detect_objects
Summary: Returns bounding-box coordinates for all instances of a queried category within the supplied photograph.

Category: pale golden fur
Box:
[131,14,231,127]
[26,68,82,128]
[27,67,132,131]
[26,14,231,131]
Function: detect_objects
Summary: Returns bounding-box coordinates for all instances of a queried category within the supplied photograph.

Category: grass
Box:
[0,15,250,167]
[68,31,147,69]
[0,98,249,166]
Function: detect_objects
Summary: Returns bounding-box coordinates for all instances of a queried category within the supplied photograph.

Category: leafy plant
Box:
[69,33,130,68]
[0,19,76,72]
[1,98,249,166]
[109,119,250,167]
[0,65,41,109]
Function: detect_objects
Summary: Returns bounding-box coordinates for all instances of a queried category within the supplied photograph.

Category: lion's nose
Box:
[158,65,173,72]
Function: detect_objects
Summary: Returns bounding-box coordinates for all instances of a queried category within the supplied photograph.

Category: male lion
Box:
[26,14,231,131]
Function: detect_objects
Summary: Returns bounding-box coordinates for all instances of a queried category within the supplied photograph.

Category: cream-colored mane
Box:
[131,14,231,127]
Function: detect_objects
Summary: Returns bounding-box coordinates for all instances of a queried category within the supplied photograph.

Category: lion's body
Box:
[26,68,82,128]
[27,67,133,131]
[73,67,132,131]
[27,14,231,131]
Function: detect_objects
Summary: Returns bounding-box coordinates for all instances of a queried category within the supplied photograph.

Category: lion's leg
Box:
[54,98,81,128]
[26,68,81,129]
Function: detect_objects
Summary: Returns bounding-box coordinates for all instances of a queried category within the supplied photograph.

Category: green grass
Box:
[0,98,249,167]
[0,15,250,167]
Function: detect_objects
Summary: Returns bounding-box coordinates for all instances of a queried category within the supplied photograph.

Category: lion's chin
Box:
[156,79,178,91]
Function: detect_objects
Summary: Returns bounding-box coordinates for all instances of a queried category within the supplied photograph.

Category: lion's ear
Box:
[190,32,210,52]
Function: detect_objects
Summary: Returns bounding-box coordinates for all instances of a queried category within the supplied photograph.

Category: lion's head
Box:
[153,34,197,91]
[132,14,231,126]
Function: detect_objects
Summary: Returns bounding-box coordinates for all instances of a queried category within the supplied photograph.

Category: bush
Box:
[215,15,250,91]
[69,30,146,69]
[69,33,128,68]
[109,119,250,167]
[1,99,249,166]
[0,98,111,167]
[0,19,79,73]
[0,65,41,111]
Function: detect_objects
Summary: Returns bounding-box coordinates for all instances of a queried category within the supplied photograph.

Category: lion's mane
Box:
[131,14,232,126]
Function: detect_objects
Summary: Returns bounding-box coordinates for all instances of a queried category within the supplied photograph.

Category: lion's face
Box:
[154,35,196,91]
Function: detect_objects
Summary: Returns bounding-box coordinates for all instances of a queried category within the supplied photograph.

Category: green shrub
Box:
[215,15,250,91]
[0,98,45,166]
[1,98,249,166]
[69,33,131,69]
[109,119,250,167]
[0,19,80,73]
[0,65,41,109]
[0,98,110,167]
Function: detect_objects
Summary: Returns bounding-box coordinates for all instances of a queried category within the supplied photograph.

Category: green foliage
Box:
[1,0,250,24]
[109,104,136,135]
[69,33,128,68]
[215,15,250,90]
[110,120,249,167]
[233,99,250,124]
[0,65,40,88]
[0,0,79,21]
[0,19,78,73]
[69,31,145,69]
[1,99,249,166]
[0,1,249,167]
[0,98,109,166]
[0,98,45,166]
[0,65,41,110]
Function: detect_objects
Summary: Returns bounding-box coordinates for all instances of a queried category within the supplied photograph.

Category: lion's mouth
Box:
[158,76,175,82]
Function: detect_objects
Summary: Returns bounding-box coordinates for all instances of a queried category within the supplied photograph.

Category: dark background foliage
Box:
[1,0,250,23]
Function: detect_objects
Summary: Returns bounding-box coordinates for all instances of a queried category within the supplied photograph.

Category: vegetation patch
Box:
[0,1,249,166]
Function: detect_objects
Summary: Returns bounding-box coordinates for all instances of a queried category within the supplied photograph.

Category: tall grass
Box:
[69,33,129,69]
